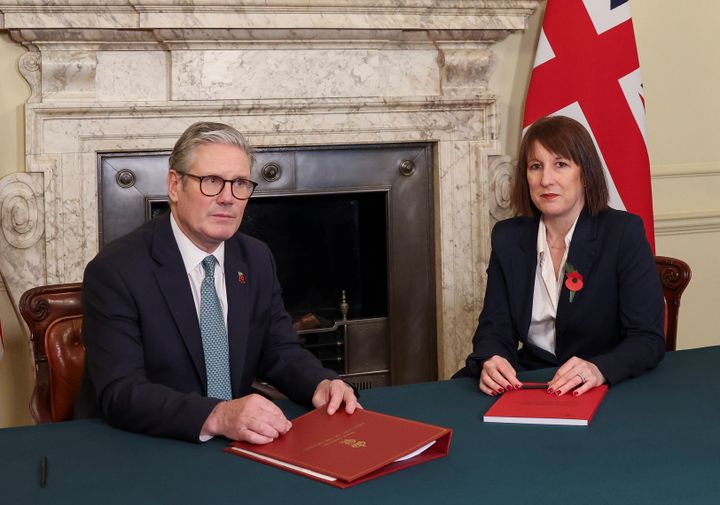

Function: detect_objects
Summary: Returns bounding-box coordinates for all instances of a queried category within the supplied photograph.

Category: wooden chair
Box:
[655,256,691,351]
[19,283,83,423]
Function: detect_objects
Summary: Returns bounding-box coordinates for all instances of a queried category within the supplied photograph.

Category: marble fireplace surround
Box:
[0,1,538,379]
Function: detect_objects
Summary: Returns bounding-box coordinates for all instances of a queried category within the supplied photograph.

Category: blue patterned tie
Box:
[200,255,232,400]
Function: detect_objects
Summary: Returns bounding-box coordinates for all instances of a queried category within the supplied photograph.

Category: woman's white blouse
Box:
[527,216,579,355]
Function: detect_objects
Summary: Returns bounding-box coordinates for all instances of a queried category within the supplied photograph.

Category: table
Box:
[2,346,720,504]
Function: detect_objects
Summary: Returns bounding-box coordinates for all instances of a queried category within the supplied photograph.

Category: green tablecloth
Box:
[2,346,719,504]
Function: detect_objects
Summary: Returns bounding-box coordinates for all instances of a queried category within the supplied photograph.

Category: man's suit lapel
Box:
[224,237,251,397]
[151,214,207,389]
[556,209,599,341]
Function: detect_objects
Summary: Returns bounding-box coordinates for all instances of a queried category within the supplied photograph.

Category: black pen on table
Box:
[520,382,549,389]
[39,456,47,488]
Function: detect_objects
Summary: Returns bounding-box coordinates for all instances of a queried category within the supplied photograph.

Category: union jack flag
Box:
[524,0,654,250]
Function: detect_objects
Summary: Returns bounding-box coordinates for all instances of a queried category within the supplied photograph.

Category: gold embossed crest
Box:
[340,438,367,449]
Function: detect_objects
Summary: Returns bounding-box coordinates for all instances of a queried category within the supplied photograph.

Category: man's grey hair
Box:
[168,121,253,174]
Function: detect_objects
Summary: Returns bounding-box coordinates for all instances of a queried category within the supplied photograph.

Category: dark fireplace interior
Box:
[242,192,389,377]
[241,192,388,321]
[98,143,436,390]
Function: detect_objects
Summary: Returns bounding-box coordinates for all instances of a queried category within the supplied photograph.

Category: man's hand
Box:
[311,379,360,415]
[201,393,291,444]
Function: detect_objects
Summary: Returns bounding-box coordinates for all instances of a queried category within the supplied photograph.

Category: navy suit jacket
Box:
[81,213,336,441]
[463,208,665,385]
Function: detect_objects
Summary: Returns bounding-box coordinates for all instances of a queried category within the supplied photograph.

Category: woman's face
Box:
[526,141,585,223]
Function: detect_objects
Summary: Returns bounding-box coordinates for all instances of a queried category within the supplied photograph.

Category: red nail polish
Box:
[491,391,497,397]
[498,388,505,394]
[554,390,561,396]
[547,388,554,394]
[573,390,580,396]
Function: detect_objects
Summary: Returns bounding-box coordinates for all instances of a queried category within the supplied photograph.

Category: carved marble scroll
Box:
[0,173,45,307]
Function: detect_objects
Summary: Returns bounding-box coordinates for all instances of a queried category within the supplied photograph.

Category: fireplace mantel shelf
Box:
[1,1,538,35]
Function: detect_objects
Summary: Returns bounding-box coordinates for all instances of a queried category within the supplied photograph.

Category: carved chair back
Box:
[655,256,692,351]
[19,283,83,423]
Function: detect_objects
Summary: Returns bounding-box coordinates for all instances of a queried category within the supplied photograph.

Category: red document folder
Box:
[225,407,452,488]
[483,385,608,426]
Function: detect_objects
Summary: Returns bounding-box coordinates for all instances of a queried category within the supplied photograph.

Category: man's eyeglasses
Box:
[174,171,258,200]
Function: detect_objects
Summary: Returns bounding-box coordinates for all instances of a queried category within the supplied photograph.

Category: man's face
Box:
[168,143,251,253]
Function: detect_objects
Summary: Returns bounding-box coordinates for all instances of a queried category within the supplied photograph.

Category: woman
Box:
[459,115,665,397]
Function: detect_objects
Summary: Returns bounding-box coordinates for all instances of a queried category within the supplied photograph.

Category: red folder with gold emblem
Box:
[225,407,452,488]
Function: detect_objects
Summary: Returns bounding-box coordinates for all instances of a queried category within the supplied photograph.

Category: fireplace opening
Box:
[241,192,388,321]
[241,191,389,376]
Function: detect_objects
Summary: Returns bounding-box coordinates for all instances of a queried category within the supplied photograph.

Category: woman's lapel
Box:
[555,209,600,341]
[512,219,540,338]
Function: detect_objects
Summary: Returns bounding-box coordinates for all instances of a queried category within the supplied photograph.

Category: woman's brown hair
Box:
[511,115,609,217]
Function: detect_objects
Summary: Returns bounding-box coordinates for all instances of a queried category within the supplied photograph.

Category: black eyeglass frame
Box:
[173,170,259,200]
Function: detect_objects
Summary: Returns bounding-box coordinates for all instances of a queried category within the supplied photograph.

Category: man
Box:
[81,122,358,443]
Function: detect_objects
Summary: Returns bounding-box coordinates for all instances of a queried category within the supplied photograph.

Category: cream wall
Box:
[1,1,719,427]
[0,32,33,427]
[634,0,720,351]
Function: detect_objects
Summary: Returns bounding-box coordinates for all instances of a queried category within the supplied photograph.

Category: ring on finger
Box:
[576,373,586,384]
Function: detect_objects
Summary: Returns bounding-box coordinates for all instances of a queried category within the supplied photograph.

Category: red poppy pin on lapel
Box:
[238,272,247,284]
[564,262,584,303]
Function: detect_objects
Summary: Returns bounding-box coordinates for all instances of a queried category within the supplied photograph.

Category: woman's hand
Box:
[480,355,521,396]
[548,356,605,396]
